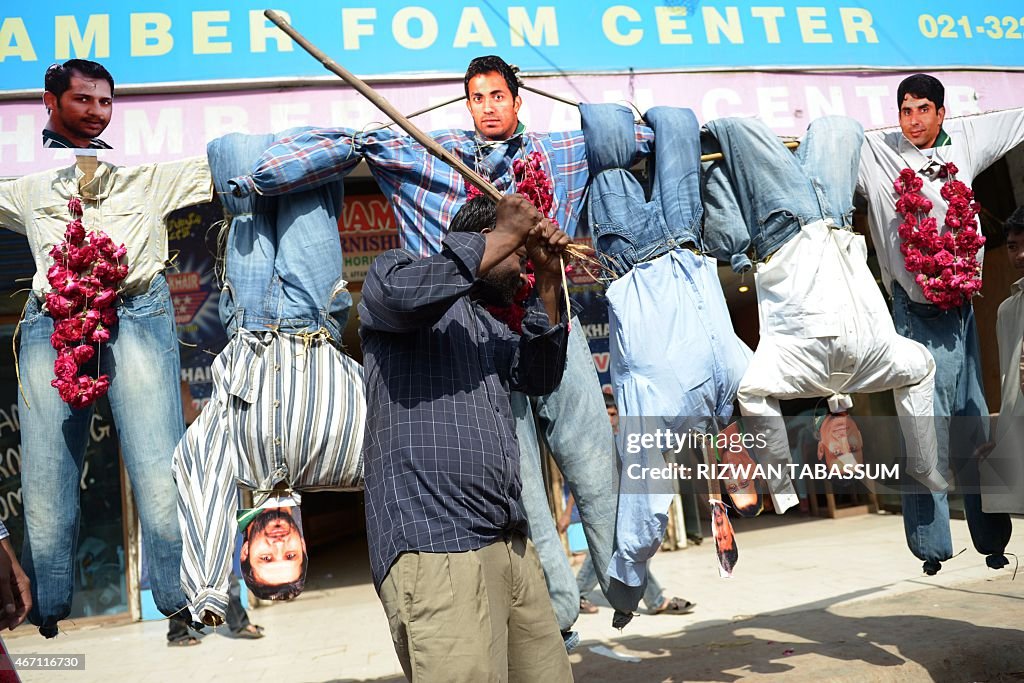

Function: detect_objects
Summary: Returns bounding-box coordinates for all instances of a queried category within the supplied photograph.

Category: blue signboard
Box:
[1,2,1022,93]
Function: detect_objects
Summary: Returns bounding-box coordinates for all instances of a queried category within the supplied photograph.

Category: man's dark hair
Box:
[603,391,616,409]
[464,55,519,100]
[450,196,497,234]
[732,494,764,518]
[1005,206,1024,239]
[45,60,115,100]
[721,543,739,572]
[896,74,944,110]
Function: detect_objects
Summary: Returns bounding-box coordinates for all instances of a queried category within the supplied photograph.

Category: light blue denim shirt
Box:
[581,104,751,588]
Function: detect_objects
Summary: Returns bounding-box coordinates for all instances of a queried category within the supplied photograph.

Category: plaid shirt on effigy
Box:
[230,124,653,256]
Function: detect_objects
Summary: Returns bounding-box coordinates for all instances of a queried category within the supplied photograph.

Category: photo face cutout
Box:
[237,494,308,601]
[817,412,864,470]
[711,499,739,578]
[717,421,763,518]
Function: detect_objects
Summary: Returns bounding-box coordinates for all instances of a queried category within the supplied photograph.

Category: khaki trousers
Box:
[378,534,573,682]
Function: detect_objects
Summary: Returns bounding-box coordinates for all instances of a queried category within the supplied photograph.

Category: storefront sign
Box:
[2,2,1022,93]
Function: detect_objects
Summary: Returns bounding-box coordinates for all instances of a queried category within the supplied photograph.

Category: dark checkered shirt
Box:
[359,231,568,590]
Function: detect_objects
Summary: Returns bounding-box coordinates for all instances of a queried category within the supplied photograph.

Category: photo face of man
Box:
[899,94,945,150]
[711,502,735,552]
[45,72,112,146]
[718,444,760,513]
[817,413,864,470]
[240,508,306,587]
[465,71,521,141]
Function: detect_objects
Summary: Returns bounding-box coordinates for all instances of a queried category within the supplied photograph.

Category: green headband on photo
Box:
[236,508,261,535]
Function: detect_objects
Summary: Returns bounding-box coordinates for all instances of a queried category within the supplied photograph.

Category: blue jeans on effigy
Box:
[702,116,862,273]
[581,104,702,277]
[18,274,187,635]
[208,132,352,339]
[891,282,1012,572]
[576,552,666,612]
[582,104,746,609]
[514,319,640,631]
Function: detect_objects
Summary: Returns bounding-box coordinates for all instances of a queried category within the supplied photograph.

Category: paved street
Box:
[7,512,1022,683]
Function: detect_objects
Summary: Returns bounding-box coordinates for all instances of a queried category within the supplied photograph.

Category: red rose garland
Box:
[465,151,556,332]
[894,162,985,310]
[46,196,128,408]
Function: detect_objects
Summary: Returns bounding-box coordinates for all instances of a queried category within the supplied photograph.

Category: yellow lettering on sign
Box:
[603,6,643,46]
[393,7,438,50]
[703,6,743,44]
[508,7,558,47]
[250,10,293,53]
[193,10,231,55]
[55,15,110,59]
[655,6,692,45]
[797,7,832,43]
[751,7,785,43]
[130,13,173,57]
[840,7,878,43]
[0,18,37,62]
[454,7,496,48]
[342,8,376,50]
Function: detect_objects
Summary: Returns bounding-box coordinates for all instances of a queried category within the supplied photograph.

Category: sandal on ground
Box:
[579,597,599,615]
[167,635,202,647]
[233,624,265,639]
[653,597,696,615]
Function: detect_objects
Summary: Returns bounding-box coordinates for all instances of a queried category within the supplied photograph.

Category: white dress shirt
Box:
[173,329,365,623]
[857,109,1024,304]
[738,220,943,510]
[0,158,212,295]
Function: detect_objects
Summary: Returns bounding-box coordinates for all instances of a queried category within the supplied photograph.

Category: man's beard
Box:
[476,269,523,307]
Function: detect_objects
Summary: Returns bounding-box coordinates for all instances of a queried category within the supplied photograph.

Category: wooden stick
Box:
[265,10,573,319]
[702,140,800,162]
[264,10,500,202]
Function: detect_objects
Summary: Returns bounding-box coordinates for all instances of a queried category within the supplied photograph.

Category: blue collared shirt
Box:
[358,231,569,589]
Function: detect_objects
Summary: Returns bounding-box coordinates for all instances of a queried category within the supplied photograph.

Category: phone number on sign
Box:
[919,14,1024,39]
[10,655,85,670]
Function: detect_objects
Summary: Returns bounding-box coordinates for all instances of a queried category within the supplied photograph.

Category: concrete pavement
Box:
[6,511,1022,682]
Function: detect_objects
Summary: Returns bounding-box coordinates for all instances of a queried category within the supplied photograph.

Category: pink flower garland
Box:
[46,196,128,408]
[894,163,985,310]
[511,151,556,222]
[466,152,557,332]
